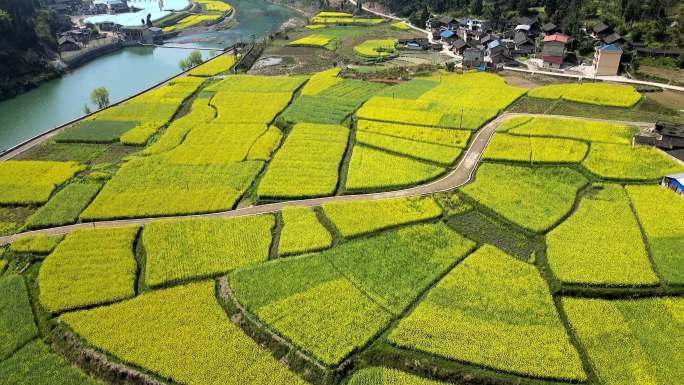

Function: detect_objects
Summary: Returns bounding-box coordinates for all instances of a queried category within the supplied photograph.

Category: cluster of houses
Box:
[47,0,131,15]
[424,15,626,75]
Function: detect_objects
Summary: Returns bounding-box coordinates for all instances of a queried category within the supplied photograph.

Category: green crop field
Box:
[322,196,443,237]
[348,367,448,385]
[0,275,39,360]
[546,184,658,286]
[346,145,445,192]
[461,163,588,232]
[9,234,63,254]
[61,281,308,385]
[278,207,332,256]
[627,185,684,285]
[389,245,586,381]
[582,143,684,181]
[528,83,642,107]
[0,161,83,205]
[230,223,474,365]
[484,133,588,163]
[38,227,139,312]
[143,215,274,287]
[563,297,684,385]
[2,66,683,385]
[24,182,102,229]
[257,123,349,199]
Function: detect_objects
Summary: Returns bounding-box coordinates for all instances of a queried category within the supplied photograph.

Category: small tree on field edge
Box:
[90,87,110,110]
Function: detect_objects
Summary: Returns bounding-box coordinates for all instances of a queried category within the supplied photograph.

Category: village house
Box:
[58,36,80,52]
[452,39,467,55]
[513,31,535,55]
[592,22,612,40]
[463,47,485,68]
[541,22,560,35]
[542,33,572,69]
[593,44,622,76]
[398,38,430,50]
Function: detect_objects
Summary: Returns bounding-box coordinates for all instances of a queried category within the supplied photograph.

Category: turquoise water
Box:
[0,0,298,152]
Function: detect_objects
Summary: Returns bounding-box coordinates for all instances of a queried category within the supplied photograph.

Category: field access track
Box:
[0,113,655,246]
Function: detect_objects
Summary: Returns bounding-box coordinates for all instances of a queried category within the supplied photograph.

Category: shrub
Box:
[0,161,84,205]
[55,120,139,144]
[9,234,63,254]
[278,207,332,256]
[388,245,586,382]
[563,297,684,385]
[61,282,308,385]
[142,215,274,288]
[483,133,588,163]
[627,185,684,285]
[24,182,102,229]
[0,340,101,385]
[546,184,658,286]
[528,83,642,107]
[461,163,588,232]
[582,143,684,181]
[322,196,443,237]
[345,146,445,192]
[0,259,6,273]
[0,276,38,361]
[257,123,349,199]
[230,223,474,365]
[38,227,139,313]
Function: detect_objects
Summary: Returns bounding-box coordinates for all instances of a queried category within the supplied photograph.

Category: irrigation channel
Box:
[0,0,298,153]
[0,113,656,246]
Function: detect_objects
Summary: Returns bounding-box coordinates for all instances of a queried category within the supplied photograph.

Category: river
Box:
[0,0,298,153]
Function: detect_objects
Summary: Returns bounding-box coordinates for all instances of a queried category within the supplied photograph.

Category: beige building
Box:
[593,44,622,76]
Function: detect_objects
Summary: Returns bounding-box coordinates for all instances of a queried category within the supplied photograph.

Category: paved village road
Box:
[0,113,656,245]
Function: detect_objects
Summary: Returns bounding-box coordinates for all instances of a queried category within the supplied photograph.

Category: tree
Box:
[179,50,204,71]
[471,0,483,15]
[90,87,110,110]
[83,103,92,115]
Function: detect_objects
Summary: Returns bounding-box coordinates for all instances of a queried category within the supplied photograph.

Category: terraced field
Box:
[0,66,682,385]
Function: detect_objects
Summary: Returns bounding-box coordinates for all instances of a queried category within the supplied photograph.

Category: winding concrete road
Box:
[0,113,657,246]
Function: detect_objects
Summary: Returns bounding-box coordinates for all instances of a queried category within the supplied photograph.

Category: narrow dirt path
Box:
[0,113,654,245]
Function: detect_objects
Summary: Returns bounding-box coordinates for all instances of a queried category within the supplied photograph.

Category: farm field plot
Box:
[288,35,335,49]
[582,143,684,181]
[546,184,658,286]
[80,156,264,220]
[189,54,236,77]
[13,142,109,163]
[563,297,684,385]
[627,185,684,285]
[348,367,448,385]
[0,275,38,361]
[354,39,398,60]
[322,196,443,237]
[24,182,102,229]
[82,74,305,219]
[0,339,102,385]
[388,245,586,381]
[278,207,332,256]
[310,12,384,26]
[356,130,464,165]
[280,78,387,125]
[345,145,445,192]
[357,72,526,130]
[498,116,637,144]
[55,120,139,144]
[9,234,62,254]
[461,163,588,233]
[257,123,349,199]
[163,14,222,33]
[230,223,474,365]
[142,215,274,287]
[528,83,642,107]
[38,227,139,313]
[0,161,83,205]
[357,120,471,148]
[483,133,588,163]
[61,281,308,385]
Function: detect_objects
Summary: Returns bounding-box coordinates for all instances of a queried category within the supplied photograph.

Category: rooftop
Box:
[544,34,572,44]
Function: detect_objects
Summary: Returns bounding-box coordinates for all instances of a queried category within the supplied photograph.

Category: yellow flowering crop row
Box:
[9,234,63,254]
[163,14,222,33]
[483,133,588,164]
[0,275,38,361]
[528,83,642,107]
[287,35,334,48]
[0,161,84,205]
[278,207,332,256]
[189,54,237,77]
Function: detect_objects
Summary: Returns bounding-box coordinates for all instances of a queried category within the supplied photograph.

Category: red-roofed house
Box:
[542,34,573,69]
